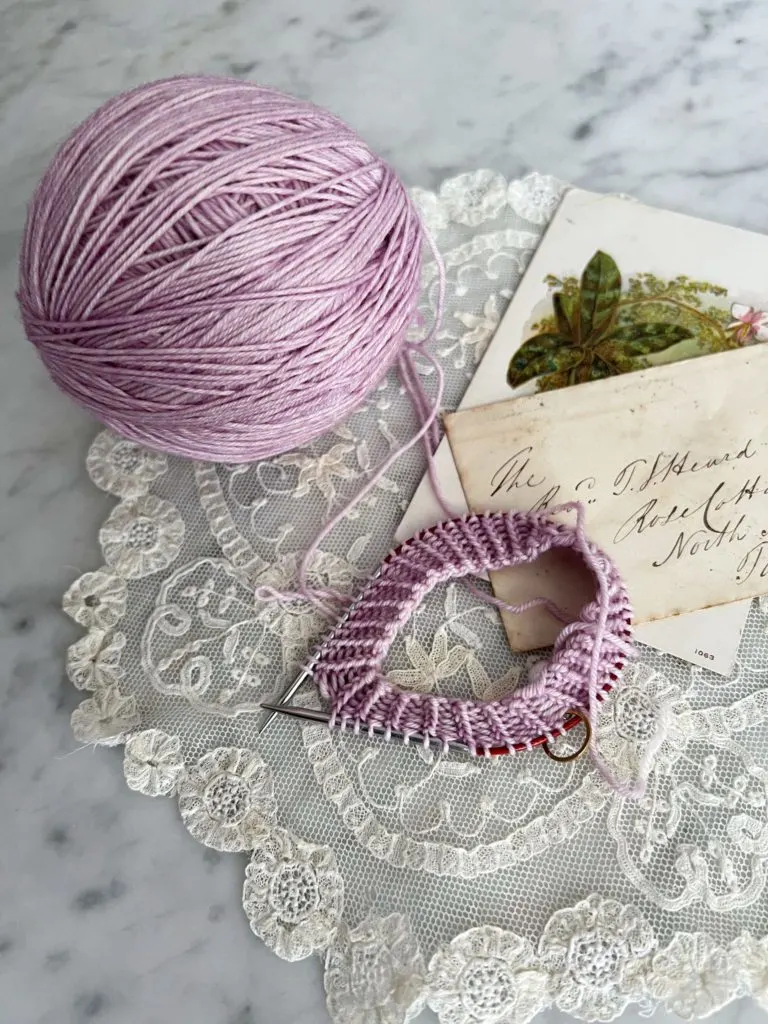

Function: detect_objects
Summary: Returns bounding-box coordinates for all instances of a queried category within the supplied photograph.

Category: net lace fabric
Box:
[64,170,768,1023]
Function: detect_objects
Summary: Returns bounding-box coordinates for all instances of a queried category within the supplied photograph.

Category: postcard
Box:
[397,188,768,673]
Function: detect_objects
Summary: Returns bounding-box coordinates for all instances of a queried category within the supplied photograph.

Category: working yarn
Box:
[18,76,424,461]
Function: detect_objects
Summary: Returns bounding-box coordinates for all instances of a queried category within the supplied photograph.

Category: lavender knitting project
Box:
[314,506,633,755]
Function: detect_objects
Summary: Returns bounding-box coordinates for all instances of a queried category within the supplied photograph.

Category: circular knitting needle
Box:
[259,702,510,757]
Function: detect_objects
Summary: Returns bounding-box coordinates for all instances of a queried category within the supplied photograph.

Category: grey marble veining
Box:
[1,1,768,1021]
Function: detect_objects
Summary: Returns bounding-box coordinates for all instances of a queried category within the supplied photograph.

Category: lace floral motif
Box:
[428,926,548,1024]
[604,666,768,912]
[410,188,450,237]
[387,629,469,694]
[439,295,502,369]
[730,933,768,1008]
[538,895,655,1020]
[507,172,566,225]
[647,933,740,1019]
[87,430,168,498]
[141,557,280,715]
[66,629,125,690]
[426,909,758,1023]
[71,685,140,746]
[325,913,427,1024]
[178,747,276,851]
[594,662,691,787]
[243,827,344,961]
[439,171,508,227]
[466,658,521,701]
[271,442,359,510]
[412,169,549,239]
[100,495,185,578]
[63,569,127,629]
[124,729,185,797]
[140,549,365,720]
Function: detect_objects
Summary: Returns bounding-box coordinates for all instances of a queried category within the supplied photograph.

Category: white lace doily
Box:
[64,171,768,1024]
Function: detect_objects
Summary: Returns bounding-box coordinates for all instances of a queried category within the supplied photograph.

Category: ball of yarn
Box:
[18,76,424,461]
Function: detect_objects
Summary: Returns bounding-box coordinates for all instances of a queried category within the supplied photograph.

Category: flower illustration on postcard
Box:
[729,303,768,345]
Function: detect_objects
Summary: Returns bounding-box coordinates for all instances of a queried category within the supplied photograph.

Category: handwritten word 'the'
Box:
[489,447,596,511]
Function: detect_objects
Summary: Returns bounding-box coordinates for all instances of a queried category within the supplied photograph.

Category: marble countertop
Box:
[1,1,766,1022]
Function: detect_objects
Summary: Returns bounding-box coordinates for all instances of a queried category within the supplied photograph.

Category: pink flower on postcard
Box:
[728,303,768,344]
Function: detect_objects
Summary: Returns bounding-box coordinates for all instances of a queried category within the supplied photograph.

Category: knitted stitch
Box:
[313,507,633,756]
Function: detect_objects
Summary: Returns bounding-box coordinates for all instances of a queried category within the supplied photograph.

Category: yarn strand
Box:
[296,233,449,606]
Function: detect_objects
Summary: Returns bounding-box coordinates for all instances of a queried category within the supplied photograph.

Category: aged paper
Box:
[444,343,768,653]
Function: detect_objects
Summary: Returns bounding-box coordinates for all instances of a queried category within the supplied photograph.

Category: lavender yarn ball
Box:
[18,76,424,461]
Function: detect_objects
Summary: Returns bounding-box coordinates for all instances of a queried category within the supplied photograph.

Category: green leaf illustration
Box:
[553,292,577,338]
[579,250,621,341]
[581,357,614,381]
[507,334,578,389]
[605,322,693,356]
[593,342,641,376]
[537,370,574,391]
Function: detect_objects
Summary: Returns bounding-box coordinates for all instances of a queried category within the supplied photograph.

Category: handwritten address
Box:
[489,438,768,585]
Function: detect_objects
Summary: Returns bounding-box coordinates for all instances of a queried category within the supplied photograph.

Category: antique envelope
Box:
[444,344,768,653]
[397,187,768,673]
